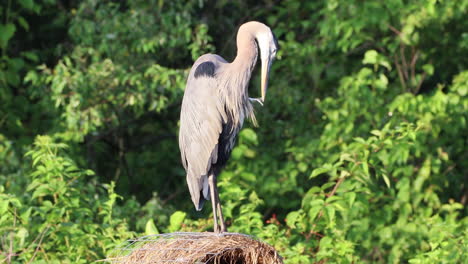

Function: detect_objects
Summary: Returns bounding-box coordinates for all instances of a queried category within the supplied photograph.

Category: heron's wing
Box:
[179,55,227,210]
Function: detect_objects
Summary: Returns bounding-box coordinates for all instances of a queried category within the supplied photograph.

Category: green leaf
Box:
[345,192,356,207]
[320,236,332,248]
[285,210,301,229]
[0,23,16,48]
[17,228,28,247]
[17,16,30,31]
[0,199,8,215]
[240,128,258,145]
[308,205,322,221]
[240,172,256,182]
[363,50,378,65]
[310,167,330,178]
[325,206,335,223]
[362,161,369,177]
[169,211,186,232]
[22,51,38,62]
[231,145,245,160]
[20,207,32,224]
[32,184,50,199]
[376,73,389,90]
[298,162,308,172]
[362,49,391,70]
[423,64,434,76]
[370,130,382,137]
[145,218,159,235]
[19,0,35,10]
[382,173,391,188]
[309,199,325,208]
[353,137,367,144]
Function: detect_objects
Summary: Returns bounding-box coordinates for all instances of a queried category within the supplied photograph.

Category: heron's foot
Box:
[212,220,226,233]
[219,221,227,233]
[213,223,223,233]
[249,97,264,106]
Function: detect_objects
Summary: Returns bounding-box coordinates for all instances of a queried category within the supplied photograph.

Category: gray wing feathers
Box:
[179,55,227,209]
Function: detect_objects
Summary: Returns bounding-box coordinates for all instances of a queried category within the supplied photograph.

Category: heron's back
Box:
[179,54,233,210]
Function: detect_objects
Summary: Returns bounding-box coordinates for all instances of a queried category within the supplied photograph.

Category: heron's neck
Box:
[232,38,258,80]
[227,37,258,100]
[221,38,258,127]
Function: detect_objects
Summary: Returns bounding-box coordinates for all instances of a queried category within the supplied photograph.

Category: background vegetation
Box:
[1,0,467,263]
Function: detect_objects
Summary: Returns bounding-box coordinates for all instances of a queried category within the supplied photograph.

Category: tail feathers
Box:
[194,189,210,211]
[195,198,205,211]
[188,174,210,211]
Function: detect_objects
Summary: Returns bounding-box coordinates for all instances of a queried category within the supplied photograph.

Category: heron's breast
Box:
[215,109,243,166]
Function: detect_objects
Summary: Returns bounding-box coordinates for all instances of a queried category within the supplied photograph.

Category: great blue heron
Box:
[179,21,278,232]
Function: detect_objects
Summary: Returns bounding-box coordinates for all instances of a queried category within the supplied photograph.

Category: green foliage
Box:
[1,0,467,263]
[1,135,134,262]
[168,211,187,233]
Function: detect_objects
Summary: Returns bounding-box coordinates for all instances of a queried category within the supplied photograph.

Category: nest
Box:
[104,232,283,264]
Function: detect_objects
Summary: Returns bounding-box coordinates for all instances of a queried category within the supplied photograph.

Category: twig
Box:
[394,55,407,91]
[414,72,426,94]
[410,48,420,89]
[400,43,409,81]
[309,230,324,238]
[388,25,402,36]
[26,226,49,264]
[8,210,16,264]
[316,177,345,219]
[310,177,346,239]
[161,189,184,205]
[326,177,345,198]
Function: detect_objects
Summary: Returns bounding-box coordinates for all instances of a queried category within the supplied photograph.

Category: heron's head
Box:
[241,21,279,104]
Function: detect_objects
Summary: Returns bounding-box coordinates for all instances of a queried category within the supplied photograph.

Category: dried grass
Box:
[104,232,283,264]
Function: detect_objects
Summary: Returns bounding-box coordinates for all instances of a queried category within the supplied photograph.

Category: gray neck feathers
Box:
[219,39,258,130]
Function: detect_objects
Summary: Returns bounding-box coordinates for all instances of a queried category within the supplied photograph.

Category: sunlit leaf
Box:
[169,211,186,232]
[145,218,159,235]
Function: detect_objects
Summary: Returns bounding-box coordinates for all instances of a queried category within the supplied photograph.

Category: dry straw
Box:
[104,232,283,264]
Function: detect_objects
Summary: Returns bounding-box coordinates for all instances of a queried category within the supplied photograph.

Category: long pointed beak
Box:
[260,57,272,103]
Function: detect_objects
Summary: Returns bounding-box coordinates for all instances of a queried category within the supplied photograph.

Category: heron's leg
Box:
[211,174,226,232]
[215,186,227,232]
[208,174,219,232]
